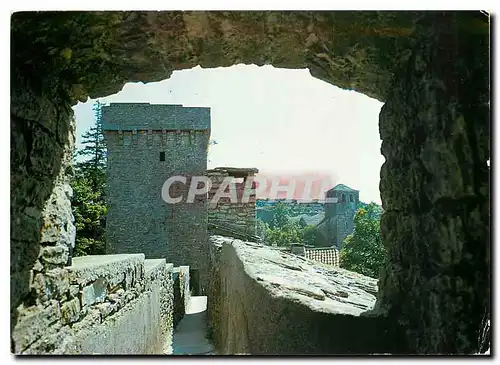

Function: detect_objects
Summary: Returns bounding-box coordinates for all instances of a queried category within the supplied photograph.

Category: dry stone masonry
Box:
[11,253,193,354]
[207,167,259,237]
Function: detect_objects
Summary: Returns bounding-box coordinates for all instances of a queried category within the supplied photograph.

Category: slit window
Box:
[160,151,165,161]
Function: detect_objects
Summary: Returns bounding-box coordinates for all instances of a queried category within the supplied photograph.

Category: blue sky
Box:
[72,64,384,204]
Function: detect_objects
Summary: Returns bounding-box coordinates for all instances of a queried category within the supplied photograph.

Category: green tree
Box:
[339,203,386,278]
[71,173,106,256]
[356,201,384,219]
[256,218,269,243]
[265,221,304,247]
[75,100,107,190]
[71,100,107,257]
[263,202,305,246]
[302,224,320,246]
[269,201,291,228]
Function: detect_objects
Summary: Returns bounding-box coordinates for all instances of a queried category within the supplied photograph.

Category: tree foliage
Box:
[302,224,321,246]
[256,218,269,242]
[265,222,304,247]
[72,173,106,256]
[339,202,386,278]
[356,201,384,219]
[268,201,290,229]
[260,202,304,247]
[74,100,106,189]
[71,100,107,257]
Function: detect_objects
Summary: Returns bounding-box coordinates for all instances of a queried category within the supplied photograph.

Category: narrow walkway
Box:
[172,296,215,355]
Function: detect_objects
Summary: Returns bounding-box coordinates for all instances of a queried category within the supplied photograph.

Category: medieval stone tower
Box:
[323,184,359,249]
[102,103,210,292]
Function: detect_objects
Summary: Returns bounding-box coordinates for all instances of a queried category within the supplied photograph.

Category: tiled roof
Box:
[328,184,358,192]
[304,247,340,267]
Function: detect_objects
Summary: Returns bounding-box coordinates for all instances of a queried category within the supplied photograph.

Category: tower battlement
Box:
[102,102,210,131]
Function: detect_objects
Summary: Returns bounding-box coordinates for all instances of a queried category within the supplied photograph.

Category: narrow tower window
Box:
[160,151,166,161]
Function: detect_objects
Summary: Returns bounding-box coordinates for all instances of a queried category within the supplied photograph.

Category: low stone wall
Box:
[12,254,174,354]
[208,236,397,355]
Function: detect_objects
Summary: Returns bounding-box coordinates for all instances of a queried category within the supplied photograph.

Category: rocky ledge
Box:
[224,237,378,315]
[207,235,394,355]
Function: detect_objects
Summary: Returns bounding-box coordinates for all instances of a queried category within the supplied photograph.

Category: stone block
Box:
[69,284,79,297]
[68,254,144,288]
[61,298,80,324]
[32,268,70,302]
[81,277,108,308]
[28,122,63,178]
[39,244,69,266]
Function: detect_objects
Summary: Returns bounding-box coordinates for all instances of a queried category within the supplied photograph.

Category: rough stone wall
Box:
[374,13,490,353]
[102,103,211,293]
[207,169,257,236]
[12,254,174,354]
[208,236,395,354]
[145,259,174,354]
[10,70,77,343]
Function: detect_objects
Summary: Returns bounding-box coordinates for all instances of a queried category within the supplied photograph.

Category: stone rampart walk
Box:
[172,296,215,355]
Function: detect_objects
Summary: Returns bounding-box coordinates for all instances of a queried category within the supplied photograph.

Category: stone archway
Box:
[11,11,489,354]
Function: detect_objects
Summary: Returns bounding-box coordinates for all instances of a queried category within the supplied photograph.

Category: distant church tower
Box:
[324,184,359,249]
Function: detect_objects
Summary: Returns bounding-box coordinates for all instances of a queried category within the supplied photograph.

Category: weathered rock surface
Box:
[11,11,421,105]
[208,235,394,354]
[234,238,377,315]
[374,13,490,354]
